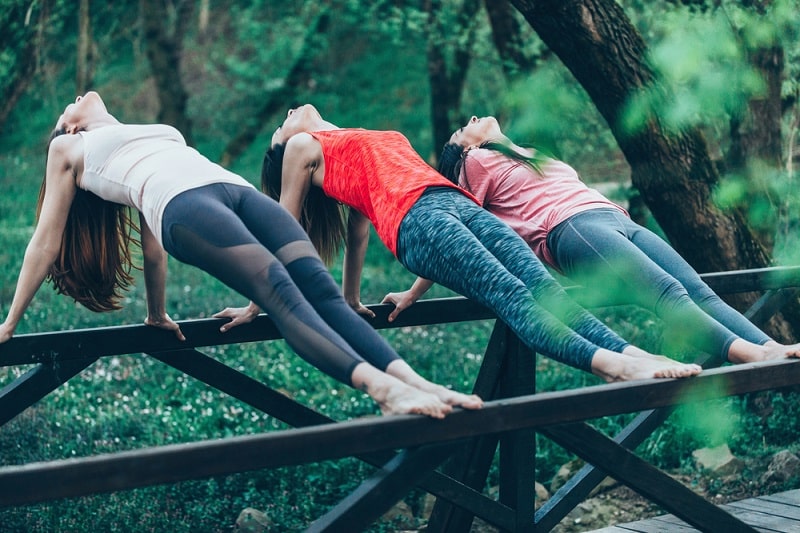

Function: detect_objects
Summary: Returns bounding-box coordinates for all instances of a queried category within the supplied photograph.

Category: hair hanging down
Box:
[262,143,345,264]
[438,143,467,185]
[439,140,549,187]
[39,129,137,312]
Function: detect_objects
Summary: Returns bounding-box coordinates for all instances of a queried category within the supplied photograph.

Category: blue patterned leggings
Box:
[397,188,629,371]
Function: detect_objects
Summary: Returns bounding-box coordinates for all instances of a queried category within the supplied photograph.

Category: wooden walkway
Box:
[590,488,800,532]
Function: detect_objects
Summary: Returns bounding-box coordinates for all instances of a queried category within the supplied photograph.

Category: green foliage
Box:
[2,0,800,530]
[622,7,765,135]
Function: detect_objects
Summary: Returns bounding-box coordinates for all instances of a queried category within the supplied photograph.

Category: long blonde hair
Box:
[38,128,138,312]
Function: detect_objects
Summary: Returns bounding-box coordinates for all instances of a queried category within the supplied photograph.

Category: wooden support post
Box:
[427,322,509,532]
[498,334,537,532]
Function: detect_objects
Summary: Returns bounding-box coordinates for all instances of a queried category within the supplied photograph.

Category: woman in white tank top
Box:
[0,91,482,419]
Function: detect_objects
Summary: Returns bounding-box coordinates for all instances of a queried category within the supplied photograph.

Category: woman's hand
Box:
[348,300,376,318]
[381,290,419,322]
[213,302,260,332]
[0,322,15,344]
[145,314,186,341]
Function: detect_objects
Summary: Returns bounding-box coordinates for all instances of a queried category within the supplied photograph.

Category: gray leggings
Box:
[548,208,770,361]
[161,183,400,385]
[397,188,630,372]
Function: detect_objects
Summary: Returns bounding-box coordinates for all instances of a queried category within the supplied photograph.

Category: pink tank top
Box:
[312,129,478,255]
[461,148,626,268]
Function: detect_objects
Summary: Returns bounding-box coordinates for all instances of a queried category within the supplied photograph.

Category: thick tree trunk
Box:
[140,0,194,144]
[508,0,798,341]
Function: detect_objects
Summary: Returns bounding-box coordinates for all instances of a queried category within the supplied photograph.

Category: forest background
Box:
[1,0,800,531]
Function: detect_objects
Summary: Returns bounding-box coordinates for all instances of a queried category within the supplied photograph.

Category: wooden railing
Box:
[1,266,799,532]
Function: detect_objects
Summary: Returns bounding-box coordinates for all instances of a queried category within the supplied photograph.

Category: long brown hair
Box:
[262,143,345,264]
[38,128,138,312]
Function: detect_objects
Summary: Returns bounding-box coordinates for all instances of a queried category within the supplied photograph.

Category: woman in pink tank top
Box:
[429,115,800,366]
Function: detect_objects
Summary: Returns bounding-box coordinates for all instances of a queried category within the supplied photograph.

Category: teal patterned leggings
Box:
[397,187,630,372]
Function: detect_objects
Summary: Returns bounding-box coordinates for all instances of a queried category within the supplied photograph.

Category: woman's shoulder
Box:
[49,133,84,166]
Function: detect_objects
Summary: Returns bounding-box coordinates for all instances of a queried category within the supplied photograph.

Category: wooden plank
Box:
[3,359,800,507]
[3,266,798,368]
[588,490,800,532]
[0,297,494,367]
[718,504,800,532]
[760,489,800,507]
[498,336,537,531]
[728,497,800,520]
[699,266,800,293]
[542,422,757,532]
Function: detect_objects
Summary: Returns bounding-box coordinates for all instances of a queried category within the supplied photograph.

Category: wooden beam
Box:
[1,358,799,507]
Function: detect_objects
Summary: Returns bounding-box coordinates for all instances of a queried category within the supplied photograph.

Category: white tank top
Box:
[78,124,254,245]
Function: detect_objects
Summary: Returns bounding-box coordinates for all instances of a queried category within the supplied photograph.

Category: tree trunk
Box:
[218,10,330,167]
[0,0,52,129]
[508,0,798,341]
[425,0,481,156]
[140,0,194,144]
[484,0,539,78]
[76,0,94,94]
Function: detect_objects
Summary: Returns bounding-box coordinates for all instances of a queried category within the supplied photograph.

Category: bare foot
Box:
[370,379,453,419]
[383,360,483,410]
[413,382,483,410]
[352,362,454,418]
[592,349,702,382]
[728,339,800,364]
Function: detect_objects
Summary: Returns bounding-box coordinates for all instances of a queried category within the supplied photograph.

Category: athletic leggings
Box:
[160,183,400,385]
[547,208,771,362]
[397,188,629,372]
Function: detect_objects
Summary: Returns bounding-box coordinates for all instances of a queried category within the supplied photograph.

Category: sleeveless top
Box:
[78,124,253,245]
[461,148,626,268]
[311,129,478,256]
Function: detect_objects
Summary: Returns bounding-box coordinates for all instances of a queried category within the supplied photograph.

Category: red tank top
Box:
[312,129,478,256]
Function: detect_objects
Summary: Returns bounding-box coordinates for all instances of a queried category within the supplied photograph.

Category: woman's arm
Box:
[140,214,184,341]
[278,133,321,219]
[0,137,78,342]
[342,208,373,317]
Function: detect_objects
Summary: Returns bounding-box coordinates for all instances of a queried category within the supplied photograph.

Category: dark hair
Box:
[438,143,466,185]
[262,143,345,264]
[39,128,137,312]
[439,139,550,187]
